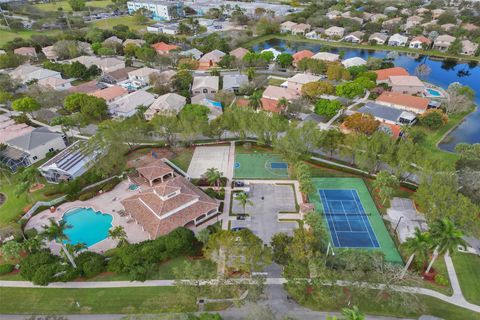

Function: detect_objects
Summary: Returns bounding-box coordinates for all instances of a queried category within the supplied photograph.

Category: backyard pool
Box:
[426,88,443,97]
[62,207,113,247]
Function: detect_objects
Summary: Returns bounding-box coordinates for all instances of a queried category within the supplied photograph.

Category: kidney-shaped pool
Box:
[62,207,113,247]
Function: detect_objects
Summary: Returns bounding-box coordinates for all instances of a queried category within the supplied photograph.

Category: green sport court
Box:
[234,152,289,179]
[309,177,403,264]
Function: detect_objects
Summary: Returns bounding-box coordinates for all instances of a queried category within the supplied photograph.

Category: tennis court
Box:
[310,178,403,264]
[234,153,289,179]
[319,189,379,248]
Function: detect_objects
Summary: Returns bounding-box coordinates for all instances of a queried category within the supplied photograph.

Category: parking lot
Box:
[230,184,298,243]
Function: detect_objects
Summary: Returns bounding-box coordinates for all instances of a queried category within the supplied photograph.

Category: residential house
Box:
[128,67,161,85]
[68,55,101,68]
[441,23,456,32]
[190,94,223,120]
[409,36,432,49]
[0,115,34,145]
[340,12,363,24]
[284,73,320,92]
[388,76,425,95]
[291,23,311,36]
[261,48,281,59]
[222,74,248,94]
[280,21,297,33]
[343,31,364,43]
[312,52,340,62]
[123,39,146,47]
[388,34,408,47]
[324,26,345,38]
[326,10,341,20]
[261,85,300,113]
[151,42,180,55]
[406,16,423,30]
[462,23,479,32]
[192,76,219,96]
[109,90,156,118]
[305,28,324,40]
[90,85,128,104]
[38,141,98,183]
[416,8,429,15]
[96,57,125,73]
[432,8,445,19]
[342,57,367,68]
[103,36,123,48]
[198,50,226,68]
[101,67,137,84]
[382,17,402,30]
[42,46,58,61]
[144,93,186,120]
[370,13,387,22]
[179,48,203,60]
[357,102,416,126]
[121,161,219,239]
[384,6,398,15]
[13,47,37,59]
[38,77,72,91]
[433,35,456,52]
[292,50,314,66]
[376,91,430,114]
[68,80,107,94]
[78,41,94,55]
[373,67,409,84]
[369,33,388,45]
[9,65,62,84]
[229,47,250,60]
[461,40,479,56]
[0,127,66,172]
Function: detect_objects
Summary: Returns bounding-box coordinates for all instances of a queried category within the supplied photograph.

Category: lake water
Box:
[252,39,480,152]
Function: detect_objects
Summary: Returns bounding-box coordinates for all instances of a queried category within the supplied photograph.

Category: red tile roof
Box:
[376,91,430,113]
[374,67,409,81]
[411,36,432,44]
[89,85,127,101]
[151,42,179,54]
[293,50,314,62]
[137,159,174,182]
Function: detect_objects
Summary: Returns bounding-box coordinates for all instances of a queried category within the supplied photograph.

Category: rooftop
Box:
[388,75,425,87]
[376,91,430,113]
[7,127,62,152]
[373,67,409,81]
[90,85,128,101]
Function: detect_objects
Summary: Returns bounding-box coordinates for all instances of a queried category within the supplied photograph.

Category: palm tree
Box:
[41,218,77,268]
[204,167,223,189]
[277,97,289,113]
[248,90,263,110]
[108,226,128,247]
[415,63,431,79]
[235,192,253,215]
[425,218,467,274]
[246,67,256,81]
[341,306,365,320]
[401,228,431,278]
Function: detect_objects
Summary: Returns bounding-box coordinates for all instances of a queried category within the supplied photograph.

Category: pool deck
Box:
[25,180,150,255]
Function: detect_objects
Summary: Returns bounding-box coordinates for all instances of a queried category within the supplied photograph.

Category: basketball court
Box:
[234,153,289,179]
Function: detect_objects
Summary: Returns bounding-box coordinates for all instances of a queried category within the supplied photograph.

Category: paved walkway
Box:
[221,141,236,230]
[444,252,464,299]
[1,277,479,313]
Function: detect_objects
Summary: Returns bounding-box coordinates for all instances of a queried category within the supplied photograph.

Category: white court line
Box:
[321,190,341,247]
[351,190,378,248]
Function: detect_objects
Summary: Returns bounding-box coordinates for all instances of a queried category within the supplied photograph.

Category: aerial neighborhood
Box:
[0,0,479,319]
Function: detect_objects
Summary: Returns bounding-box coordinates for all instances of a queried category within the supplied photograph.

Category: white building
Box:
[127,0,184,21]
[109,91,156,118]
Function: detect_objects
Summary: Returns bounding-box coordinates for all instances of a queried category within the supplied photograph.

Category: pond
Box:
[252,38,480,152]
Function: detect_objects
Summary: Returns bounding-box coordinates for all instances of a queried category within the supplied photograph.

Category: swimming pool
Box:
[62,207,113,247]
[206,99,223,108]
[426,88,442,97]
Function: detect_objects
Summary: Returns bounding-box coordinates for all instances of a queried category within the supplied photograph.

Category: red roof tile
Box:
[374,67,409,81]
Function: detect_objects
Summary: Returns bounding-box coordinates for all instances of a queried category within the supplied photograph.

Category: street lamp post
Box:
[394,216,404,234]
[325,241,335,267]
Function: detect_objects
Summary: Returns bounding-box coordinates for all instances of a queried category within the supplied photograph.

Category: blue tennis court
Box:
[319,189,380,248]
[270,162,288,169]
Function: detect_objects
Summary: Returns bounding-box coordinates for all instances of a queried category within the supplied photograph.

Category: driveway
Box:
[231,184,298,243]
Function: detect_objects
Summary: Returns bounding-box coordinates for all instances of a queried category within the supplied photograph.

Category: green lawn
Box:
[0,29,60,48]
[35,0,113,12]
[0,171,62,228]
[0,286,197,314]
[170,148,194,172]
[452,253,480,305]
[91,16,153,31]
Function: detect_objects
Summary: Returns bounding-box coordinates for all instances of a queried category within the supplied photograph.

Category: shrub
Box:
[78,191,97,201]
[420,109,448,129]
[76,251,106,278]
[24,228,38,239]
[0,264,14,275]
[20,252,57,281]
[31,263,58,285]
[435,274,449,286]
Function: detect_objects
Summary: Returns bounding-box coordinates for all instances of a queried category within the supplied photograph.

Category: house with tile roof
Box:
[123,39,146,47]
[179,48,203,60]
[376,92,430,114]
[388,76,425,95]
[280,21,297,33]
[42,46,58,62]
[261,85,300,113]
[433,35,456,52]
[343,31,364,43]
[357,102,417,126]
[109,90,156,118]
[144,93,187,120]
[291,23,311,36]
[122,160,219,239]
[312,52,340,62]
[369,33,388,45]
[128,67,161,85]
[68,80,107,94]
[461,40,479,56]
[0,115,34,145]
[37,76,72,91]
[409,36,432,49]
[341,57,367,68]
[292,50,314,66]
[101,67,137,84]
[9,65,62,84]
[14,47,37,59]
[229,47,250,60]
[0,127,66,171]
[223,74,248,93]
[151,42,180,55]
[89,85,128,103]
[198,50,226,69]
[325,26,345,38]
[192,76,219,96]
[373,67,409,84]
[388,34,408,47]
[284,73,321,92]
